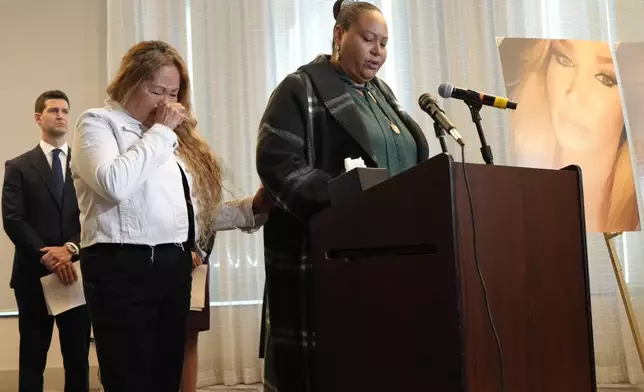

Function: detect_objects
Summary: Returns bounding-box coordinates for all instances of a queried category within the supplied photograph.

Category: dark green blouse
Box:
[338,71,417,176]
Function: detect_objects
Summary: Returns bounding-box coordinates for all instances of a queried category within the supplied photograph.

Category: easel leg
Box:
[604,232,644,372]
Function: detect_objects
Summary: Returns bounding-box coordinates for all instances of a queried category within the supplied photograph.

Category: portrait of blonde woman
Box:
[499,37,640,233]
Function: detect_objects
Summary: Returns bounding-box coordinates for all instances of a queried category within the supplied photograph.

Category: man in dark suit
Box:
[2,90,90,392]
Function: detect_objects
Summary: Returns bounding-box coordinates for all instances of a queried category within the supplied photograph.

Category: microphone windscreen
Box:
[418,93,433,109]
[438,83,453,99]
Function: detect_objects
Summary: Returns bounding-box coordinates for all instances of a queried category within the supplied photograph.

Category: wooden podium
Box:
[309,153,596,392]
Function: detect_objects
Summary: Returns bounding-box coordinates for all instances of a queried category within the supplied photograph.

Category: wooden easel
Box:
[604,232,644,371]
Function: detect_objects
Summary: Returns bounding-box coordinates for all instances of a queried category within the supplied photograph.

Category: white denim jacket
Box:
[71,100,264,252]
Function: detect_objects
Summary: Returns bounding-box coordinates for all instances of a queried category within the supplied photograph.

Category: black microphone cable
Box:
[460,142,506,392]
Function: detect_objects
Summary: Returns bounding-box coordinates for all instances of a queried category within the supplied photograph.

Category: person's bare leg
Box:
[180,331,199,392]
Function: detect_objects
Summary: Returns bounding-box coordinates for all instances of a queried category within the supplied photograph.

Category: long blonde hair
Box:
[107,40,223,247]
[607,143,639,231]
[505,39,555,167]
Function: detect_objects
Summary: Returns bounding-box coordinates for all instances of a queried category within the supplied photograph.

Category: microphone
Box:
[418,93,464,147]
[439,83,517,110]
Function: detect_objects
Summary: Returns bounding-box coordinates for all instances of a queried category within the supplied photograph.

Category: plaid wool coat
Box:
[256,55,430,392]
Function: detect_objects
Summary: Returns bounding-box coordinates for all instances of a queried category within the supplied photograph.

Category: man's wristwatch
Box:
[64,242,80,257]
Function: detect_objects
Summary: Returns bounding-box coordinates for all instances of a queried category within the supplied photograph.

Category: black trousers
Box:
[80,243,192,392]
[14,284,91,392]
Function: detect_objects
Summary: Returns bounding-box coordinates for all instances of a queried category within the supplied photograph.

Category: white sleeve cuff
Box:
[193,243,208,261]
[240,197,268,234]
[148,123,179,149]
[212,197,267,232]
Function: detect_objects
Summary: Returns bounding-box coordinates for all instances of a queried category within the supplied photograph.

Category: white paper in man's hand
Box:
[190,264,208,311]
[40,262,86,316]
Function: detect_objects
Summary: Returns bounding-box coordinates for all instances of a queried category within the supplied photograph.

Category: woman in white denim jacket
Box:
[71,40,271,392]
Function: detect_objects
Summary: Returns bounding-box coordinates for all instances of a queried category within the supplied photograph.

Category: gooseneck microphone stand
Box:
[466,99,494,165]
[433,122,449,154]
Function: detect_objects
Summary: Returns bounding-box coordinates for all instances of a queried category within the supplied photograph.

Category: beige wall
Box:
[0,0,106,388]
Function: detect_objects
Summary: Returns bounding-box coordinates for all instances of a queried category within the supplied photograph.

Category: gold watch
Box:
[65,242,79,256]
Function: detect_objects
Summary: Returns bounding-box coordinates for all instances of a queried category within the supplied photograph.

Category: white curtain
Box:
[612,0,644,385]
[105,0,644,386]
[189,0,269,385]
[106,0,190,78]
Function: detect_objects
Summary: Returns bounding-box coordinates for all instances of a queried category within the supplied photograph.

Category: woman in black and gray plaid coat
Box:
[256,1,430,391]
